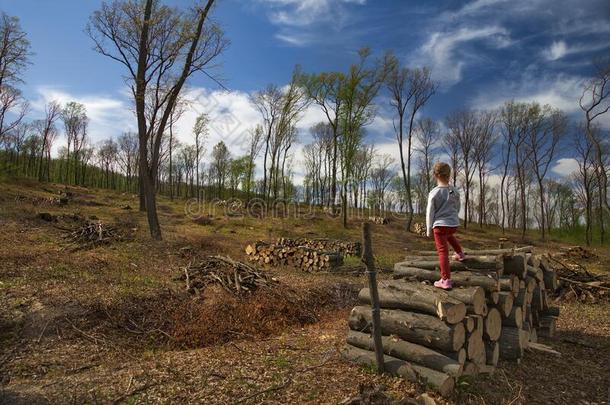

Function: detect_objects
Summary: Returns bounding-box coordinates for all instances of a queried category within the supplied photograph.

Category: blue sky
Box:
[1,0,609,179]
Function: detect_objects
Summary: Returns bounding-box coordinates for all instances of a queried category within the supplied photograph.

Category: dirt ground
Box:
[1,180,609,404]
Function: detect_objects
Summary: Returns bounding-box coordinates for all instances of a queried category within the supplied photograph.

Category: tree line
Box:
[0,3,608,245]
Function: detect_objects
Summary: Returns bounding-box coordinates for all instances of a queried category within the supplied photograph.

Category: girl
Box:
[426,162,465,290]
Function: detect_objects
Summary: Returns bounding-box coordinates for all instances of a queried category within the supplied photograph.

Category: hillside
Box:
[0,179,609,404]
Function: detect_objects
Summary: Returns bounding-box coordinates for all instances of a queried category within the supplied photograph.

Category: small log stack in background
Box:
[368,216,389,225]
[343,246,561,396]
[245,238,356,272]
[276,237,361,257]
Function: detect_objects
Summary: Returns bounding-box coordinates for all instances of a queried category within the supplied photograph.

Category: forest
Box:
[1,1,610,404]
[0,5,609,246]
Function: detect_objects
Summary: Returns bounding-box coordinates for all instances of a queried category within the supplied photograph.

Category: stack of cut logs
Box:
[245,240,344,272]
[343,246,560,396]
[276,237,361,257]
[368,216,389,225]
[413,223,427,236]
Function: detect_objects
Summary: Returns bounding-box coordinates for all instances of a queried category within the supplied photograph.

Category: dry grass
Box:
[1,179,609,404]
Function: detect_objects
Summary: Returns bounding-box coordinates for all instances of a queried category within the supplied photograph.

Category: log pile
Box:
[368,216,389,225]
[549,254,610,302]
[343,246,561,396]
[413,223,426,236]
[276,237,361,256]
[179,255,278,295]
[245,241,344,272]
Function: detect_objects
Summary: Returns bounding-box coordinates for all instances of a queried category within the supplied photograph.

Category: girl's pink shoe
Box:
[453,252,466,261]
[434,278,453,290]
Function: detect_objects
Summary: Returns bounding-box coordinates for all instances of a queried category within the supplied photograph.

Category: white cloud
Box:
[32,86,134,147]
[415,26,511,86]
[470,73,587,114]
[543,41,568,61]
[439,0,510,21]
[261,0,365,27]
[542,40,610,61]
[258,0,367,45]
[552,158,579,177]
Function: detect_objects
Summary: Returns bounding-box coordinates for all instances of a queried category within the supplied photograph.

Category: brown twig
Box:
[233,378,293,404]
[559,277,610,290]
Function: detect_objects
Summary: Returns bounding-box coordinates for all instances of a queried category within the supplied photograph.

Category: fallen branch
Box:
[559,277,610,291]
[234,378,293,404]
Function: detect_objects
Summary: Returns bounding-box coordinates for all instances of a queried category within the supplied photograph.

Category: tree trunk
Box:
[503,306,523,328]
[484,307,502,341]
[346,331,463,377]
[142,168,162,240]
[485,341,499,366]
[393,265,499,292]
[445,287,486,316]
[496,292,514,317]
[498,326,523,360]
[348,306,465,352]
[358,281,466,324]
[341,345,455,396]
[401,255,503,273]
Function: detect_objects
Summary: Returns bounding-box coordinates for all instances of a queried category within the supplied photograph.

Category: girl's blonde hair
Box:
[433,162,451,182]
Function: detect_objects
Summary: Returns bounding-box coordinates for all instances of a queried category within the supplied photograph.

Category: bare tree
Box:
[446,110,478,227]
[88,0,228,239]
[210,141,230,198]
[442,130,461,188]
[250,84,283,204]
[62,102,88,184]
[370,154,395,215]
[297,70,344,208]
[117,132,139,192]
[97,139,119,188]
[473,111,497,227]
[499,101,525,232]
[269,69,308,202]
[193,113,210,201]
[525,105,567,240]
[414,117,440,194]
[579,58,610,215]
[36,101,62,182]
[245,125,263,204]
[0,12,30,142]
[386,53,436,231]
[573,123,596,245]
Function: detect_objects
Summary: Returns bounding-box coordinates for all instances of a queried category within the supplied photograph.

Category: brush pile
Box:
[62,221,124,250]
[245,241,344,272]
[343,246,561,396]
[558,245,596,260]
[180,256,277,295]
[548,255,610,302]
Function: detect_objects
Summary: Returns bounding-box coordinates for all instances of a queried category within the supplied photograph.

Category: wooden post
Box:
[362,222,384,373]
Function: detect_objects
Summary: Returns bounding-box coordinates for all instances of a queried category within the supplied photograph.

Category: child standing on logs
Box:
[426,162,465,290]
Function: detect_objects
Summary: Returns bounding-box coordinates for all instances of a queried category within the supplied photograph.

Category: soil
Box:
[1,180,609,404]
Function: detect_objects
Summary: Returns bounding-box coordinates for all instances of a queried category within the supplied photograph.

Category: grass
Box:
[1,178,609,404]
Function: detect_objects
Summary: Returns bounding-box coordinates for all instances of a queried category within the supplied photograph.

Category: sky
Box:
[1,0,609,183]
